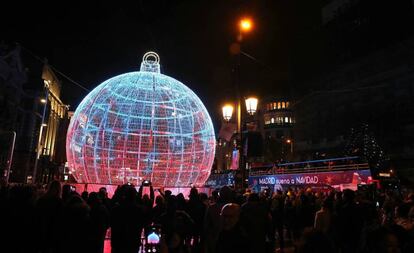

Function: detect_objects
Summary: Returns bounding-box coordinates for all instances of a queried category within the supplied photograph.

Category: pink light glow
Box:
[72,183,212,199]
[66,53,215,187]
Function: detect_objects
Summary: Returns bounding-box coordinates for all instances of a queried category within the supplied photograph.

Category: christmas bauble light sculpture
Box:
[66,52,215,187]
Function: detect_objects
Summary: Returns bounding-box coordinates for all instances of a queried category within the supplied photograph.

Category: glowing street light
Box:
[240,18,253,32]
[222,96,259,188]
[245,97,258,115]
[286,139,293,153]
[235,17,254,43]
[225,16,256,189]
[222,104,234,122]
[40,98,47,104]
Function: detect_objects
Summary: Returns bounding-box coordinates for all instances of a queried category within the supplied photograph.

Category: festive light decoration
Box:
[147,232,160,244]
[344,123,387,170]
[66,52,216,187]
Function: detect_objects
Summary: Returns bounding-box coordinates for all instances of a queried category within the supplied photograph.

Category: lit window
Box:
[289,117,292,123]
[273,102,277,110]
[271,118,274,123]
[282,102,285,108]
[278,102,281,109]
[285,117,289,123]
[286,102,290,108]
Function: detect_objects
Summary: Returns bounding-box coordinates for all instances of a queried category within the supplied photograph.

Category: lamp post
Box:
[286,139,293,154]
[33,79,50,183]
[224,17,255,189]
[222,96,258,189]
[238,18,253,41]
[222,104,234,122]
[245,97,258,115]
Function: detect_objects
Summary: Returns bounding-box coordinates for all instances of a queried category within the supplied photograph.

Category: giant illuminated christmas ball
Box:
[66,52,215,187]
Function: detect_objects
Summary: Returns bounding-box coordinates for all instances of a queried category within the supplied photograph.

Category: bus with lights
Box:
[248,156,378,192]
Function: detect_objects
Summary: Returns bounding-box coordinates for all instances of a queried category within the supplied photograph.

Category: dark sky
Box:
[2,0,322,131]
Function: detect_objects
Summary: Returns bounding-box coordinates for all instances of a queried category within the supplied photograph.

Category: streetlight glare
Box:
[222,104,234,121]
[246,97,258,115]
[245,97,258,115]
[40,98,47,104]
[286,139,293,153]
[240,18,253,32]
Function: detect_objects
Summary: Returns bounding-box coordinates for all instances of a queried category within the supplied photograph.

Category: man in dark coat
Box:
[110,185,145,253]
[216,203,250,253]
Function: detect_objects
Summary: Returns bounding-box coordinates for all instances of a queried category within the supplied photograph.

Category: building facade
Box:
[0,43,38,182]
[35,64,70,183]
[0,43,69,183]
[291,0,414,181]
[260,97,295,163]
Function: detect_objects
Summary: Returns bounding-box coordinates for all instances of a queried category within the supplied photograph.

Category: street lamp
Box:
[286,139,293,154]
[238,18,253,41]
[240,19,252,31]
[227,17,255,189]
[223,98,258,121]
[245,97,258,115]
[222,97,259,189]
[222,104,234,122]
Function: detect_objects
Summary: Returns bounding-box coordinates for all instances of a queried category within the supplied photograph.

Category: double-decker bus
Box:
[249,156,376,192]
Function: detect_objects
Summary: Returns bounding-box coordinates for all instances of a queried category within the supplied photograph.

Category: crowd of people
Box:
[1,180,414,253]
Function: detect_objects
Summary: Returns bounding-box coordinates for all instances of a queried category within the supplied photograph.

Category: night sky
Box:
[2,0,324,131]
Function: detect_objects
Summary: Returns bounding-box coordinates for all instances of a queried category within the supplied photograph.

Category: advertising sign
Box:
[230,150,239,170]
[249,169,371,192]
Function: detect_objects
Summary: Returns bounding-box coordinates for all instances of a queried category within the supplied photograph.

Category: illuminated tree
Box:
[344,123,387,170]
